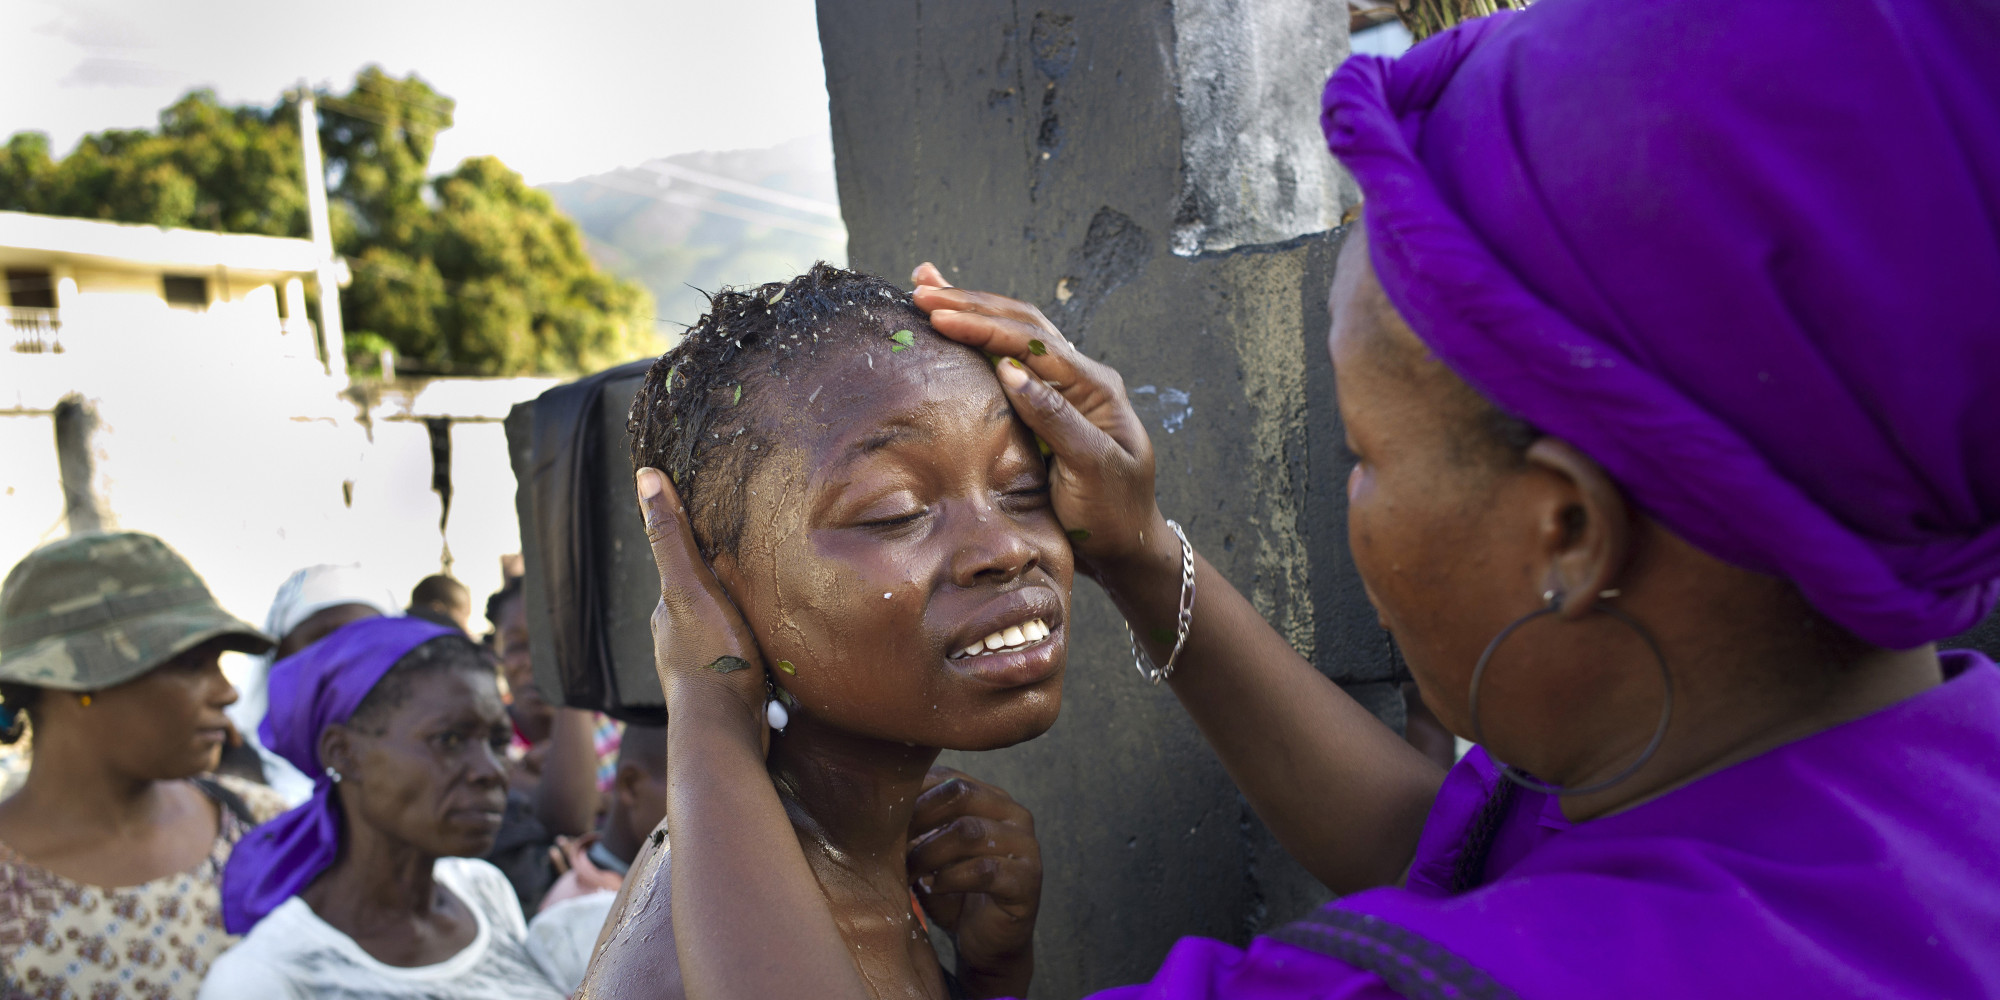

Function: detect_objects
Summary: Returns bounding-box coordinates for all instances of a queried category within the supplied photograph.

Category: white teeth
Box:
[954,618,1053,658]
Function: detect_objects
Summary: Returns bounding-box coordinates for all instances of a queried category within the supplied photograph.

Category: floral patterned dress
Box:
[0,775,285,1000]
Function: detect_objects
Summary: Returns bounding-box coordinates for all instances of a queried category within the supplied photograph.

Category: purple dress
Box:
[1082,0,2000,991]
[1084,651,2000,999]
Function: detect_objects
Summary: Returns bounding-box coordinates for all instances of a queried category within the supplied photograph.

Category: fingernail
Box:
[636,468,664,500]
[929,308,958,319]
[997,357,1028,389]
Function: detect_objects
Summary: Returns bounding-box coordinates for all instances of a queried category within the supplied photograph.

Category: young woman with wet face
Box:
[576,265,1060,1000]
[206,617,564,999]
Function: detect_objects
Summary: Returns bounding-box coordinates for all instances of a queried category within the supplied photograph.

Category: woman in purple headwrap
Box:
[205,617,563,998]
[605,0,2000,997]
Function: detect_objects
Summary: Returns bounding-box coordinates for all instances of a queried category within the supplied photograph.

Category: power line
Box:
[577,171,847,243]
[638,161,843,219]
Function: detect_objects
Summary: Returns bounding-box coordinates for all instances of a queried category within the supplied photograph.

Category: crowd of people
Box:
[0,540,674,998]
[4,1,1999,999]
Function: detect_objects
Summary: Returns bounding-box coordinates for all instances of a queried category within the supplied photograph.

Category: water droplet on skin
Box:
[884,592,892,599]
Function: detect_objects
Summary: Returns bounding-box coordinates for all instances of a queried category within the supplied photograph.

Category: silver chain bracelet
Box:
[1126,518,1196,685]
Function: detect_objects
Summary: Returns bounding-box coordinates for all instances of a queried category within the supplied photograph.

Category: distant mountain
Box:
[542,134,848,339]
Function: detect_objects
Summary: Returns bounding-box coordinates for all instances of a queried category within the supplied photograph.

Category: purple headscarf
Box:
[220,616,455,933]
[1322,0,2000,649]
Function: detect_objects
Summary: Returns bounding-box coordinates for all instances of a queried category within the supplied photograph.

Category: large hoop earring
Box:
[1467,591,1673,797]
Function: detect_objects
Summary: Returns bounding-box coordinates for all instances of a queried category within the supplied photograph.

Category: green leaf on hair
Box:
[732,384,742,405]
[664,367,676,393]
[1066,527,1091,542]
[777,659,797,675]
[769,288,785,305]
[1027,339,1047,356]
[890,329,916,352]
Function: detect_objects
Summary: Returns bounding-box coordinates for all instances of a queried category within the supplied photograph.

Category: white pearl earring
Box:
[765,698,790,732]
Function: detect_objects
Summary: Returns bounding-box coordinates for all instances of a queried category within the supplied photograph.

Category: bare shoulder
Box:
[575,822,681,1000]
[210,773,290,824]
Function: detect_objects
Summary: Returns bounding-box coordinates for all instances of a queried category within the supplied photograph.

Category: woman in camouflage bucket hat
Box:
[0,531,288,1000]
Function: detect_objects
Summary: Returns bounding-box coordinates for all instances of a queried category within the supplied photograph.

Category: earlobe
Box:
[318,725,352,784]
[1524,438,1632,618]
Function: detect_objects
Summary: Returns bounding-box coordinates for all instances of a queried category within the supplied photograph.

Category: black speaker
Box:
[506,360,665,723]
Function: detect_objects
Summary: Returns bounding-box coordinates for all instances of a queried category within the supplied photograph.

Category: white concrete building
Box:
[0,209,333,366]
[0,211,552,718]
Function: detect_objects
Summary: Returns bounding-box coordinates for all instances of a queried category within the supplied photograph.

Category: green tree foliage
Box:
[0,68,655,376]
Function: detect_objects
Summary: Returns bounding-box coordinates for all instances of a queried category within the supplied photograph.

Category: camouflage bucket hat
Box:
[0,532,272,691]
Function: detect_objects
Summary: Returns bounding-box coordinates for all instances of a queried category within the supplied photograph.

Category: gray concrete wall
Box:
[818,3,1392,996]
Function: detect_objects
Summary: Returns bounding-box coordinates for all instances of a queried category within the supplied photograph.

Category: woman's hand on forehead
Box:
[911,263,1169,579]
[636,467,770,743]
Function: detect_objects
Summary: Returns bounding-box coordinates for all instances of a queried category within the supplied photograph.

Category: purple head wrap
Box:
[1322,0,2000,649]
[220,616,455,933]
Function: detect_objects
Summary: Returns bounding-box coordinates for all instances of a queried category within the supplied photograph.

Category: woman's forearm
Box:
[664,697,869,1000]
[1098,518,1446,894]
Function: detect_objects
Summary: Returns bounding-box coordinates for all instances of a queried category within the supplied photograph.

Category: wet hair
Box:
[0,682,36,745]
[347,634,495,733]
[627,262,931,560]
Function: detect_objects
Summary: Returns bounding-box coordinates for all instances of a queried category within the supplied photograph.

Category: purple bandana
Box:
[1321,0,2000,649]
[220,616,454,933]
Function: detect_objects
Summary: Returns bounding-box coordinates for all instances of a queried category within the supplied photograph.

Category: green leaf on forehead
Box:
[1149,627,1176,646]
[732,384,742,405]
[1027,339,1047,356]
[776,660,797,675]
[708,655,752,674]
[890,329,916,352]
[1037,436,1053,457]
[1066,527,1091,542]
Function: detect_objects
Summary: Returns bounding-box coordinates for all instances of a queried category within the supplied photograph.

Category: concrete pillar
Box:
[53,395,112,536]
[819,3,1395,995]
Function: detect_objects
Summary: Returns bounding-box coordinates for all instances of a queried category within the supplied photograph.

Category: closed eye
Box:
[862,508,927,529]
[1003,482,1051,505]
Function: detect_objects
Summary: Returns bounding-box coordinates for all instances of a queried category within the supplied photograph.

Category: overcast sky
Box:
[0,0,832,185]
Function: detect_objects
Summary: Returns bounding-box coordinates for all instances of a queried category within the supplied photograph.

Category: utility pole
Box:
[298,84,347,379]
